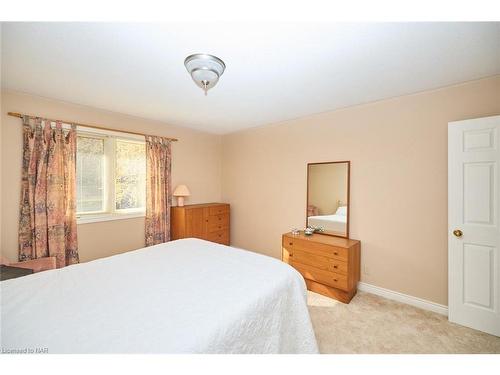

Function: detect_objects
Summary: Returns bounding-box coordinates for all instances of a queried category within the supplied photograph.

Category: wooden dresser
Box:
[171,203,230,245]
[282,232,360,303]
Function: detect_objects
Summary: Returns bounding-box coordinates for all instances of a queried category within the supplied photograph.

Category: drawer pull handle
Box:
[333,265,338,269]
[333,279,338,282]
[289,242,293,246]
[334,252,338,255]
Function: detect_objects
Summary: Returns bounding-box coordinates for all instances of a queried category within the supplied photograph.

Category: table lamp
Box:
[173,184,191,207]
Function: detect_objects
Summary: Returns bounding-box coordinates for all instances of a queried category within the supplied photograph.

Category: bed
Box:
[308,214,347,233]
[0,238,318,354]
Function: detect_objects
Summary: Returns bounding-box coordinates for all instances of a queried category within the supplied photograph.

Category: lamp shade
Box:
[173,184,191,197]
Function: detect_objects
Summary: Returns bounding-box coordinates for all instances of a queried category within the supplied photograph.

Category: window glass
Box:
[76,136,105,213]
[115,140,146,211]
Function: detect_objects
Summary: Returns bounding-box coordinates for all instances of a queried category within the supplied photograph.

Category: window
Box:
[76,136,105,213]
[115,139,146,212]
[76,131,146,223]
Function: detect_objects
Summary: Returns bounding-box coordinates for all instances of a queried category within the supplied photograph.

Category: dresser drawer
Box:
[291,249,348,275]
[292,261,348,291]
[283,236,348,261]
[207,229,229,244]
[207,213,229,232]
[209,205,229,216]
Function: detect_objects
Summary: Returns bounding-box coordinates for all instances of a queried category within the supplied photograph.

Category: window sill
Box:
[77,212,145,225]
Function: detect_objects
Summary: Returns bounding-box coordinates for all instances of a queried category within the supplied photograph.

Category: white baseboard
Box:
[357,282,448,316]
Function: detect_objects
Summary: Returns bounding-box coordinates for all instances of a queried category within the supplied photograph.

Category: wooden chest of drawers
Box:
[171,203,230,245]
[282,232,360,303]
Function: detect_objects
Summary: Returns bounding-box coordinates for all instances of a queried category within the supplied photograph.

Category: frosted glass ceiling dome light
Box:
[184,54,226,96]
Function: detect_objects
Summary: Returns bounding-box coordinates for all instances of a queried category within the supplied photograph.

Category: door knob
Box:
[453,229,463,238]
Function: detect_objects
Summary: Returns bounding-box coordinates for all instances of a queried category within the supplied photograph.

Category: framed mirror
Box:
[306,161,350,238]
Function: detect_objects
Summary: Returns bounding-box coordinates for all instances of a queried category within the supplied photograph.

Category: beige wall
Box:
[221,76,500,306]
[1,90,222,262]
[308,163,348,215]
[2,77,499,306]
[0,25,3,254]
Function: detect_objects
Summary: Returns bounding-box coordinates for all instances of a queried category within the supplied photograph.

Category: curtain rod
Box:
[7,112,179,142]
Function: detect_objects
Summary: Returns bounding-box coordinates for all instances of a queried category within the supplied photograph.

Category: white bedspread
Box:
[0,238,318,354]
[308,214,347,234]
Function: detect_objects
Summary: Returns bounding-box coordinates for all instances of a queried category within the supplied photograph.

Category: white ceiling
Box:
[2,22,499,134]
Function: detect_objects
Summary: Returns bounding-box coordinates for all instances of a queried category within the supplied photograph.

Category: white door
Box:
[449,115,500,336]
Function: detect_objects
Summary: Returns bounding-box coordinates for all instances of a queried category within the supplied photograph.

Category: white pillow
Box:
[335,206,347,216]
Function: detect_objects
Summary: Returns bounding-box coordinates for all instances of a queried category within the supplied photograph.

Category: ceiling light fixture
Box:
[184,54,226,96]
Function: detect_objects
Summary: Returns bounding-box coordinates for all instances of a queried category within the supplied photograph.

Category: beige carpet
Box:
[307,290,500,354]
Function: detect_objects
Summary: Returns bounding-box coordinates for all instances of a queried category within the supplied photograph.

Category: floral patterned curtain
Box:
[18,116,79,268]
[145,136,172,246]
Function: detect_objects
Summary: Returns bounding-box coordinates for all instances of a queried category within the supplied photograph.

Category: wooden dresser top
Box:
[172,203,229,209]
[283,232,359,247]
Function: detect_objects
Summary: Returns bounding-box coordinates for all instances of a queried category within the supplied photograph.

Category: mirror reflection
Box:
[307,161,349,238]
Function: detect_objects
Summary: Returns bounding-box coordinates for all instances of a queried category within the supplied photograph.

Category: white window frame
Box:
[76,126,146,225]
